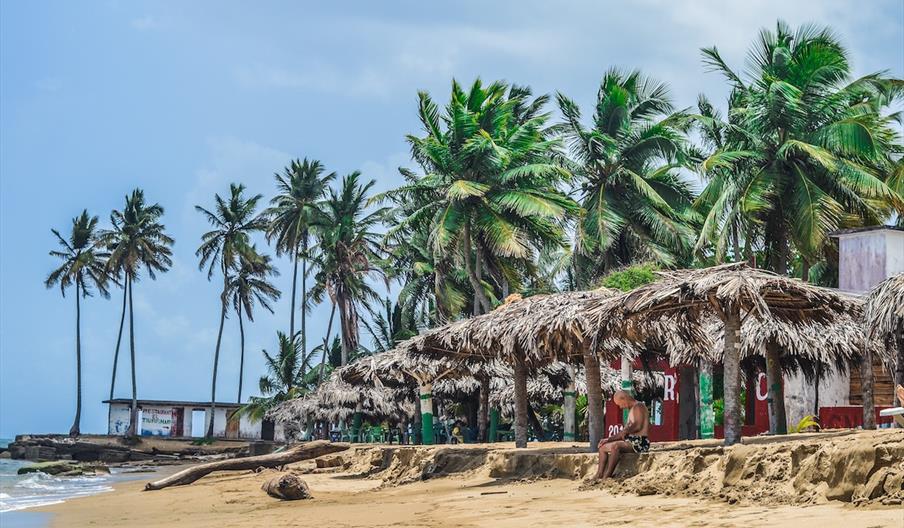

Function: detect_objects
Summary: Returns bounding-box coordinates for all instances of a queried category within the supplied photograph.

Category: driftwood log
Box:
[144,441,349,491]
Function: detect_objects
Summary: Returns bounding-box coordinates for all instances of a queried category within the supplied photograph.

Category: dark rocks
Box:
[17,461,110,477]
[261,473,313,500]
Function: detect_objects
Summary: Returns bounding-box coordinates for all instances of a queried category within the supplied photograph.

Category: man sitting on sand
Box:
[592,390,650,481]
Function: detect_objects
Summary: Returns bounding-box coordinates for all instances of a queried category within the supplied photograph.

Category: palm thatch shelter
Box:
[592,262,859,446]
[405,288,699,448]
[866,273,904,408]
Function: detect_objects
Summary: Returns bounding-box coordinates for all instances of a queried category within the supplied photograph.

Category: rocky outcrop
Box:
[17,460,110,477]
[8,434,249,463]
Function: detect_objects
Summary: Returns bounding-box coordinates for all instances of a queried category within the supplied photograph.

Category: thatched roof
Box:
[267,368,415,425]
[589,263,862,369]
[406,289,674,368]
[865,273,904,341]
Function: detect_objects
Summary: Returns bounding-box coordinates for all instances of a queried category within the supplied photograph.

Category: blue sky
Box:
[1,1,902,438]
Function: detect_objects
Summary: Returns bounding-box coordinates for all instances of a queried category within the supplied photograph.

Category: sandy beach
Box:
[36,432,904,528]
[37,464,902,528]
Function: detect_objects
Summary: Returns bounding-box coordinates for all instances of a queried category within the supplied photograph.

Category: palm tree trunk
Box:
[289,251,298,341]
[108,285,127,424]
[300,253,307,379]
[512,353,528,448]
[723,307,743,446]
[69,282,82,437]
[582,349,604,452]
[861,344,876,430]
[765,340,787,434]
[208,275,228,438]
[462,222,491,315]
[338,295,350,366]
[237,308,245,404]
[563,364,576,443]
[477,375,489,442]
[318,303,337,384]
[127,276,139,437]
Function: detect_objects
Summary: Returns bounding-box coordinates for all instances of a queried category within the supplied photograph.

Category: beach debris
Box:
[144,440,349,491]
[262,473,313,500]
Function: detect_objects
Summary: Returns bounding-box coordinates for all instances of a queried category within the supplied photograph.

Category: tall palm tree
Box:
[557,68,698,282]
[99,190,173,436]
[237,331,311,421]
[383,80,577,316]
[310,172,386,365]
[196,183,265,437]
[361,297,417,353]
[226,246,281,403]
[46,211,110,436]
[696,21,903,435]
[697,21,902,272]
[264,159,335,367]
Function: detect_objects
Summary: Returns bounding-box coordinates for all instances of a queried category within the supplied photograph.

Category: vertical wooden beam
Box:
[563,365,576,442]
[723,308,743,446]
[512,353,529,448]
[419,382,435,445]
[861,345,876,430]
[765,340,788,434]
[583,351,604,451]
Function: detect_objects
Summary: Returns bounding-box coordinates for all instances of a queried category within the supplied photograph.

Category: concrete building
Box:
[784,226,904,427]
[104,398,283,440]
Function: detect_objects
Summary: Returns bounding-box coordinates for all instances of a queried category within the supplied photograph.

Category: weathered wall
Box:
[108,404,131,435]
[784,369,850,428]
[838,233,887,293]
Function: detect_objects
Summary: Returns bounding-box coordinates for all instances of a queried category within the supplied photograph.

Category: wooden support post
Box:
[722,309,743,446]
[699,362,715,439]
[419,383,435,445]
[488,408,499,443]
[765,340,788,434]
[563,365,576,442]
[512,353,529,448]
[583,351,604,452]
[861,345,876,430]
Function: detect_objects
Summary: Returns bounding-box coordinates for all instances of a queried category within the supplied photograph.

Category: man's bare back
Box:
[592,390,651,481]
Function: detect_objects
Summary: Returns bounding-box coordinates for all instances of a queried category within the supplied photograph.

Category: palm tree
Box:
[310,172,386,366]
[383,80,577,316]
[264,159,335,367]
[98,190,173,436]
[226,246,281,403]
[46,211,110,436]
[361,297,417,353]
[196,183,265,437]
[237,332,311,421]
[697,21,902,273]
[696,21,903,435]
[557,68,698,282]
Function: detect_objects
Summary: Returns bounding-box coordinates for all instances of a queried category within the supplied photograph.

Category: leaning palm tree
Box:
[226,246,281,403]
[310,172,386,366]
[46,211,111,436]
[98,190,173,436]
[264,159,334,362]
[236,332,310,421]
[557,68,698,281]
[196,183,265,437]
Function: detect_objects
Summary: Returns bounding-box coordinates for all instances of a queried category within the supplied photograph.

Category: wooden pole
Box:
[723,308,743,446]
[419,382,435,445]
[583,350,604,451]
[512,353,529,448]
[765,340,788,434]
[699,362,714,439]
[563,365,576,442]
[861,345,876,430]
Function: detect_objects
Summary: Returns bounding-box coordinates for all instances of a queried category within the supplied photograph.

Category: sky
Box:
[1,1,902,438]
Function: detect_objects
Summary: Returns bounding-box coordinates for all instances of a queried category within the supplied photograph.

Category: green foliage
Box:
[790,415,820,433]
[191,437,215,446]
[599,263,659,291]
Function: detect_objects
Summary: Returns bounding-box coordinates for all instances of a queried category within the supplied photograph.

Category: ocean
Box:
[0,438,158,526]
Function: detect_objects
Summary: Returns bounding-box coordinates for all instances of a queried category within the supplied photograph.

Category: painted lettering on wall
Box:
[663,374,677,401]
[755,373,768,401]
[141,407,174,436]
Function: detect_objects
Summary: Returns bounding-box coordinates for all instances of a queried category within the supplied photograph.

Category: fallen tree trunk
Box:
[144,441,349,491]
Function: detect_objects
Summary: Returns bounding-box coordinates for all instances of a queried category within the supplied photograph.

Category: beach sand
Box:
[38,455,904,528]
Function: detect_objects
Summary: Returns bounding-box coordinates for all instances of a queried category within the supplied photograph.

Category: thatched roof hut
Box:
[591,262,861,446]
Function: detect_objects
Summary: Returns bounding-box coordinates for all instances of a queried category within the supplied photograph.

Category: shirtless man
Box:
[592,390,650,480]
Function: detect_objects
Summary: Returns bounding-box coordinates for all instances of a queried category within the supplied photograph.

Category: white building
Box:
[104,398,283,440]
